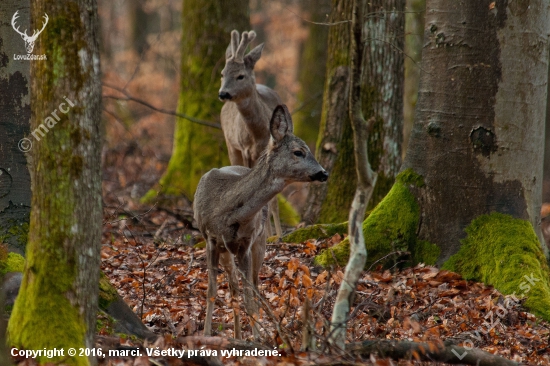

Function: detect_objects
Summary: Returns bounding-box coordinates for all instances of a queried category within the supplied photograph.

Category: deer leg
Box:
[270,196,283,237]
[236,248,261,340]
[220,251,242,339]
[204,238,220,336]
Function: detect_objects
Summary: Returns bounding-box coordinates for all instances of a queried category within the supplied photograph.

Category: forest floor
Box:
[71,144,550,366]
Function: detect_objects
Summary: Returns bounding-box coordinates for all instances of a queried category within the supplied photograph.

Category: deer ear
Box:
[270,105,292,142]
[225,44,233,60]
[244,43,264,69]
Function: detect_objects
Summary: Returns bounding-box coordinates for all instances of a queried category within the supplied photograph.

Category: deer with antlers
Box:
[194,105,328,339]
[219,30,286,238]
[11,10,48,54]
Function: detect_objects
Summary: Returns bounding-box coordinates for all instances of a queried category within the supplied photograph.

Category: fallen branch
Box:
[347,339,518,366]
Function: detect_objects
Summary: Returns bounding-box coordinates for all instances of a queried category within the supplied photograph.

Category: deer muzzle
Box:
[310,170,328,182]
[218,91,232,101]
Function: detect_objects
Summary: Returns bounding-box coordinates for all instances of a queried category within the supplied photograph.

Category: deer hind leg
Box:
[236,248,261,340]
[204,238,220,336]
[220,251,242,339]
[269,196,282,237]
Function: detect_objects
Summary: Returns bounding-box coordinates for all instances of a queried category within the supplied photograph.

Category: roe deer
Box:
[194,105,328,340]
[219,29,284,237]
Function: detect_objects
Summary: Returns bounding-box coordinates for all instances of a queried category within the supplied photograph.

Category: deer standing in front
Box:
[194,105,328,340]
[219,30,284,237]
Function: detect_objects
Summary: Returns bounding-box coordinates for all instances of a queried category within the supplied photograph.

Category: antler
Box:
[11,11,29,38]
[234,30,256,62]
[29,14,48,41]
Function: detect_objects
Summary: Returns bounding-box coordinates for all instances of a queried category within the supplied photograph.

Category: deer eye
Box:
[293,151,304,157]
[237,75,245,80]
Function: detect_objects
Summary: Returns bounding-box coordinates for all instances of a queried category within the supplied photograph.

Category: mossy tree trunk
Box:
[0,1,31,256]
[142,0,249,203]
[362,0,404,209]
[293,0,331,148]
[302,0,404,224]
[315,0,550,321]
[7,0,103,364]
[302,0,354,224]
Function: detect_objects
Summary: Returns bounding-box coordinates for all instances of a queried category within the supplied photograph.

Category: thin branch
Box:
[102,83,221,129]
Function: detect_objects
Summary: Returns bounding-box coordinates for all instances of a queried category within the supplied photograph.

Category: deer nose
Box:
[310,170,328,182]
[218,91,232,101]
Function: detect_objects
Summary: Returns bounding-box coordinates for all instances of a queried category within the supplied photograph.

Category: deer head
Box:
[12,11,48,54]
[265,105,329,183]
[219,30,264,102]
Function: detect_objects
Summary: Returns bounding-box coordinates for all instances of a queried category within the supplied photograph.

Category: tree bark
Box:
[404,0,548,260]
[329,0,376,349]
[302,0,404,223]
[0,1,32,255]
[302,0,354,224]
[362,0,404,209]
[293,0,331,147]
[142,0,249,203]
[7,1,103,365]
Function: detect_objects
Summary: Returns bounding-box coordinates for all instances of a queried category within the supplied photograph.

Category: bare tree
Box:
[329,0,376,349]
[302,0,404,224]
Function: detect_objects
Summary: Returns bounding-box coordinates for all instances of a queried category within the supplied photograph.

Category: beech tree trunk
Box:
[302,0,404,224]
[7,1,103,365]
[0,1,31,255]
[362,0,404,208]
[142,0,249,202]
[330,0,376,349]
[404,0,548,260]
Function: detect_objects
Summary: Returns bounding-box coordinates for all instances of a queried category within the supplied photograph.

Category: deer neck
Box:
[230,162,284,224]
[235,90,265,126]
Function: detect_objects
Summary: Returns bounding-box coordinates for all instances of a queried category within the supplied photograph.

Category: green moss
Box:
[281,222,348,243]
[413,240,440,266]
[194,241,206,249]
[396,168,425,187]
[314,169,436,268]
[278,195,300,226]
[3,253,25,274]
[98,272,118,310]
[443,213,550,321]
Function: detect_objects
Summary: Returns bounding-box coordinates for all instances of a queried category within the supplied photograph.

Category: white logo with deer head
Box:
[12,11,48,54]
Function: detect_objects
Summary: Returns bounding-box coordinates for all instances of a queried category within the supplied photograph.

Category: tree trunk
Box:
[293,0,331,147]
[142,0,249,203]
[330,0,376,349]
[404,0,548,259]
[7,0,103,365]
[316,0,550,321]
[0,1,32,256]
[302,0,404,224]
[302,0,354,224]
[403,0,425,155]
[362,0,404,209]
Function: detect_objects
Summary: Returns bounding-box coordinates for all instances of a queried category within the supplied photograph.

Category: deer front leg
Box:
[237,248,261,340]
[220,251,242,339]
[204,238,220,336]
